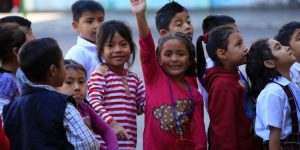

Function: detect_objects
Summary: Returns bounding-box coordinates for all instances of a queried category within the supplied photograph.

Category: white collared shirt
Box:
[255,77,300,141]
[65,36,99,79]
[291,62,300,87]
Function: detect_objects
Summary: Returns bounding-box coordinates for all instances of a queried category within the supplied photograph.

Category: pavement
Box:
[1,8,300,150]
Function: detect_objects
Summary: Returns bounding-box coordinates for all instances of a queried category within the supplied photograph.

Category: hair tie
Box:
[201,33,208,44]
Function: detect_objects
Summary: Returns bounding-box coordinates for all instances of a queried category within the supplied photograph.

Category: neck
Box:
[170,76,187,89]
[1,63,18,74]
[109,66,126,76]
[278,66,291,81]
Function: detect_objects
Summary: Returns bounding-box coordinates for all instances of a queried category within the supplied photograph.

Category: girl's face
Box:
[57,69,87,104]
[268,39,296,67]
[289,28,300,61]
[224,32,248,67]
[159,39,190,79]
[102,32,131,72]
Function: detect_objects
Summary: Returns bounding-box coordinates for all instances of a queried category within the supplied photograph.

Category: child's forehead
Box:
[79,10,104,19]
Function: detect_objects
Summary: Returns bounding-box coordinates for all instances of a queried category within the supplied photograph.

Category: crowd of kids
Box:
[0,0,300,149]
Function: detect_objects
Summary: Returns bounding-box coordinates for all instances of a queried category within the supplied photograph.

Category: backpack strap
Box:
[273,82,299,133]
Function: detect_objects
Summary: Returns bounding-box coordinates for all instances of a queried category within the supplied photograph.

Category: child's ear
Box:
[12,47,18,57]
[72,21,80,32]
[264,59,275,69]
[49,64,57,78]
[216,48,227,60]
[159,29,169,37]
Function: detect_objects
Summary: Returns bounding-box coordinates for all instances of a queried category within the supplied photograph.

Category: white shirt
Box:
[65,36,99,79]
[255,77,300,141]
[291,62,300,87]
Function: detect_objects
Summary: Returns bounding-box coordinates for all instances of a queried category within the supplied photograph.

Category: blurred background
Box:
[1,0,300,149]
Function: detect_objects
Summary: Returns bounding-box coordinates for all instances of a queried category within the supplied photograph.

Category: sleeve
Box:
[208,90,239,150]
[135,75,146,114]
[64,103,99,150]
[0,119,10,150]
[257,87,285,129]
[138,31,160,85]
[192,94,207,150]
[86,104,119,150]
[87,71,114,124]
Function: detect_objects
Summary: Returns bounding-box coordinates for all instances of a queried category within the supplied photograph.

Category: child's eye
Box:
[121,42,129,47]
[79,80,86,84]
[65,81,72,85]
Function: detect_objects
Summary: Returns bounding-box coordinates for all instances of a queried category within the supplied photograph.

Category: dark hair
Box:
[155,1,187,32]
[71,0,105,22]
[0,16,32,28]
[64,59,87,77]
[274,21,300,46]
[197,26,238,70]
[0,23,26,62]
[202,15,235,34]
[97,20,136,69]
[19,38,63,83]
[156,32,196,77]
[246,39,281,100]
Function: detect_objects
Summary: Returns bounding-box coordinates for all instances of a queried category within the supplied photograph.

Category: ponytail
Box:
[196,35,207,83]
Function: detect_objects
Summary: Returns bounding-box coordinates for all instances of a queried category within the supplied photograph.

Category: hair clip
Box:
[201,33,208,44]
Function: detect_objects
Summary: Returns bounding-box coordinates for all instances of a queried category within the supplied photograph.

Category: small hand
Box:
[110,120,129,141]
[130,0,146,15]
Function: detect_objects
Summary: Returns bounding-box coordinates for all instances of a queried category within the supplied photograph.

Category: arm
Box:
[208,90,239,149]
[130,0,149,38]
[87,72,128,141]
[86,103,119,150]
[64,103,99,150]
[136,76,145,115]
[269,126,281,150]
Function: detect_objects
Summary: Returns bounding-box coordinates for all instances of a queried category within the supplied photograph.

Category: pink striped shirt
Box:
[87,67,145,149]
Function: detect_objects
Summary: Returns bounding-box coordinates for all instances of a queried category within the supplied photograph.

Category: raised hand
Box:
[130,0,146,15]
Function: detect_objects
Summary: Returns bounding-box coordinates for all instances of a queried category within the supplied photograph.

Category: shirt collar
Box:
[273,76,290,86]
[292,62,300,71]
[77,36,96,47]
[30,84,56,91]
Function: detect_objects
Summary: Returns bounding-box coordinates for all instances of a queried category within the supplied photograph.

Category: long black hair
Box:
[246,39,281,100]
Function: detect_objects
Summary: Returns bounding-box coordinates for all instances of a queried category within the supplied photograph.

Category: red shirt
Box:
[0,119,10,150]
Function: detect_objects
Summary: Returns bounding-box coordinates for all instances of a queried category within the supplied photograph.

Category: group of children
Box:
[0,0,299,150]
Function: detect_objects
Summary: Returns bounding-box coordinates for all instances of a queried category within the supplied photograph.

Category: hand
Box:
[109,120,129,141]
[130,0,146,15]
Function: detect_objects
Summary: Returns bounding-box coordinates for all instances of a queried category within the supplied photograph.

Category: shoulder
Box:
[257,82,286,104]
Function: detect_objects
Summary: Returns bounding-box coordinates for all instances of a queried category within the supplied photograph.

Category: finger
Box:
[123,131,130,140]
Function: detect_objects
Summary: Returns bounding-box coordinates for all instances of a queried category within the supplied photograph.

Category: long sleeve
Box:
[64,103,99,150]
[209,90,238,150]
[88,71,113,124]
[139,31,161,85]
[135,76,145,113]
[86,103,119,150]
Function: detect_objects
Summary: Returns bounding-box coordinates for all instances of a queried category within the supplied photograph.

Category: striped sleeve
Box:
[87,71,113,124]
[135,75,145,113]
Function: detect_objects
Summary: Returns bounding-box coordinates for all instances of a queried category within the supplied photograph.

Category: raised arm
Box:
[130,0,149,38]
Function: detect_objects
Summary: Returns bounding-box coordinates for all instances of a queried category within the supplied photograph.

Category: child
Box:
[199,26,259,150]
[0,15,36,42]
[199,15,237,68]
[2,38,99,150]
[0,23,26,114]
[274,21,300,87]
[131,0,199,89]
[57,59,119,150]
[0,15,37,85]
[65,0,105,79]
[87,20,145,150]
[246,39,300,149]
[131,1,206,149]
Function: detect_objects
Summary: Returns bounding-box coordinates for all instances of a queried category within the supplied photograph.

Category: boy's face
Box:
[289,28,300,61]
[72,11,104,43]
[165,11,193,39]
[57,69,87,105]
